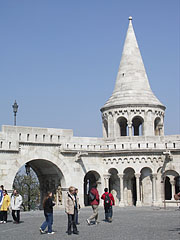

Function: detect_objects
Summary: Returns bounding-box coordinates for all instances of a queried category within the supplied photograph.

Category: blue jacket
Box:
[0,190,3,207]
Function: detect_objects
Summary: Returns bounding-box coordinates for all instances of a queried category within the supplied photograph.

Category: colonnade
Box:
[103,172,158,206]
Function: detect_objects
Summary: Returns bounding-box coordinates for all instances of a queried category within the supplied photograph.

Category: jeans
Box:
[12,210,20,223]
[41,212,53,233]
[88,205,98,221]
[67,214,77,233]
[104,205,113,220]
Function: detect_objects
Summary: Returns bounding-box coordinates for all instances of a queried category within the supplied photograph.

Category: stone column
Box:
[103,174,111,189]
[170,180,176,200]
[135,173,141,206]
[152,173,157,205]
[118,174,125,207]
[128,122,132,137]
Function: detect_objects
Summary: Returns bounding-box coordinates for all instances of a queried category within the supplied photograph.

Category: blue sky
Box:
[0,0,179,137]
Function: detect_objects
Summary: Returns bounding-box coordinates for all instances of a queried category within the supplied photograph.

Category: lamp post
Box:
[25,163,31,211]
[12,100,18,126]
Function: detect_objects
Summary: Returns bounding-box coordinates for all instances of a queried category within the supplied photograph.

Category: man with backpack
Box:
[101,188,115,223]
[86,183,99,225]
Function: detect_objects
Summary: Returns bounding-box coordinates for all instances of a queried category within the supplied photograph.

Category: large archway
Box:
[13,159,66,209]
[163,170,179,201]
[84,171,101,206]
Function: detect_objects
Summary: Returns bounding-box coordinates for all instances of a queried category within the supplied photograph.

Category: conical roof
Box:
[101,17,165,111]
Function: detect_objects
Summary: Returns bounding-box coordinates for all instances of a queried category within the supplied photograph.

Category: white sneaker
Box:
[48,232,55,235]
[3,221,7,223]
[0,221,3,224]
[86,219,90,225]
[39,228,45,234]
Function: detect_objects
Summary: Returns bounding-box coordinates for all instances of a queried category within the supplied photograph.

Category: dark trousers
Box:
[104,205,113,220]
[0,211,7,222]
[67,214,77,233]
[12,210,20,223]
[74,208,79,224]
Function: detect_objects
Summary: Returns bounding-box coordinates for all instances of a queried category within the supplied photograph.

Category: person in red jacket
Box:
[86,184,99,225]
[101,188,115,222]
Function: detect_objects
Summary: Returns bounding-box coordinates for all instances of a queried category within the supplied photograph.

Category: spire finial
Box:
[129,16,132,21]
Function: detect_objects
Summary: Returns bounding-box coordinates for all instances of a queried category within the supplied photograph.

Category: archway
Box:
[13,159,65,209]
[108,168,120,205]
[84,171,101,206]
[140,167,152,205]
[132,116,144,136]
[123,168,136,206]
[163,170,179,201]
[117,117,128,136]
[154,117,162,136]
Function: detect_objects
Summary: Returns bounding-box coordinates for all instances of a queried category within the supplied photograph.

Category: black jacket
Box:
[44,197,55,213]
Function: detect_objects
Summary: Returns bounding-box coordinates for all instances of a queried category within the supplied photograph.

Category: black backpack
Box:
[104,193,111,206]
[88,190,96,202]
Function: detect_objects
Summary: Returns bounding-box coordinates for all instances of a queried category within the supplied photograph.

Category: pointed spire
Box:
[101,17,165,111]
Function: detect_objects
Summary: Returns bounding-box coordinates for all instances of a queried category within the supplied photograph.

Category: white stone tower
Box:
[101,17,166,139]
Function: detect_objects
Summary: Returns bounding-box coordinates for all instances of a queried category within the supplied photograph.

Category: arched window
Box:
[117,117,128,136]
[132,116,144,136]
[154,117,162,136]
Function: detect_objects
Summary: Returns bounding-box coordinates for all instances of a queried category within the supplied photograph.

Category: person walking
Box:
[86,183,100,225]
[11,190,22,224]
[65,186,79,235]
[0,190,10,223]
[101,188,115,222]
[40,191,55,235]
[74,188,80,225]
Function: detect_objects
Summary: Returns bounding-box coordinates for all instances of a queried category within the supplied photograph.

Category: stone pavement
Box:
[0,206,180,240]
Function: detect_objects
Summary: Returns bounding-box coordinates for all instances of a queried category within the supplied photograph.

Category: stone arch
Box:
[132,115,144,136]
[140,167,152,205]
[12,159,68,208]
[163,170,179,200]
[117,116,128,136]
[123,167,136,206]
[108,168,120,205]
[154,117,163,136]
[84,170,101,206]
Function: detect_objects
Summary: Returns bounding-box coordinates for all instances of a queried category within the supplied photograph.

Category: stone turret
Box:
[101,17,165,139]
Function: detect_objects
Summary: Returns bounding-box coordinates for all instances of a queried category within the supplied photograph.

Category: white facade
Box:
[0,17,179,208]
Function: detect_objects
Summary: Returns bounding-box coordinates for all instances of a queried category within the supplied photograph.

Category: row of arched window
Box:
[104,116,162,137]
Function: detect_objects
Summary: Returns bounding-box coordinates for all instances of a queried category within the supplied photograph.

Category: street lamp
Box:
[25,163,31,211]
[12,100,18,126]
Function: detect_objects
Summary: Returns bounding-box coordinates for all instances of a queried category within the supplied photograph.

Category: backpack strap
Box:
[67,193,74,202]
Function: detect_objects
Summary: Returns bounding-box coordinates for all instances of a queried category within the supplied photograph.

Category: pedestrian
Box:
[174,192,180,210]
[74,188,80,225]
[11,190,22,224]
[39,191,55,235]
[101,188,115,222]
[0,190,10,223]
[0,185,4,208]
[65,186,79,235]
[86,183,100,225]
